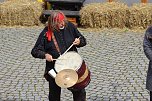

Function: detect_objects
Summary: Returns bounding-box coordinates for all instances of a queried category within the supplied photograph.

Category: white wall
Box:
[84,0,152,6]
[0,0,5,2]
[120,0,152,6]
[83,0,107,5]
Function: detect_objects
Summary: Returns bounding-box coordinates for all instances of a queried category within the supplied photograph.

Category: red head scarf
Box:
[46,26,52,41]
[54,12,65,22]
[46,12,65,41]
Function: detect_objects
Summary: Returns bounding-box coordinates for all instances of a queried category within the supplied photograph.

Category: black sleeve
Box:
[143,34,152,61]
[70,22,87,47]
[31,27,47,59]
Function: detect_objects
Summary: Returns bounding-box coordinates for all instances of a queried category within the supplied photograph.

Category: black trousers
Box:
[48,76,86,101]
[150,91,152,101]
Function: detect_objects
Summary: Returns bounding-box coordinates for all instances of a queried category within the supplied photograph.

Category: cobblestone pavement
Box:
[0,27,150,101]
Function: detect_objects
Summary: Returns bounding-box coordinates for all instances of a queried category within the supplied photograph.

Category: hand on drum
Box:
[45,53,53,62]
[73,38,80,45]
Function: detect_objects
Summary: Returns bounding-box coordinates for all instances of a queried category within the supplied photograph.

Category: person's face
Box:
[57,20,65,29]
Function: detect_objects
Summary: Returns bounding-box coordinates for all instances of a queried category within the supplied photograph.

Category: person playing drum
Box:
[31,10,87,101]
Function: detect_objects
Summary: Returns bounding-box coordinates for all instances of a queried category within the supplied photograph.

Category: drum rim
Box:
[55,51,83,73]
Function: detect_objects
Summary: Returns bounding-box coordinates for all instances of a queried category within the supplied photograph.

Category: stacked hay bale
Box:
[128,3,152,29]
[80,2,129,29]
[80,2,152,29]
[0,0,43,26]
[79,3,99,28]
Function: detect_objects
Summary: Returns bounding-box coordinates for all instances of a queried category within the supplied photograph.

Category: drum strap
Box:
[52,32,61,55]
[46,26,61,55]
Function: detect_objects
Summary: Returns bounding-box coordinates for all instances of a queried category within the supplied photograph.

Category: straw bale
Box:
[0,0,43,26]
[80,2,129,29]
[128,3,152,29]
[80,2,152,30]
[79,3,98,27]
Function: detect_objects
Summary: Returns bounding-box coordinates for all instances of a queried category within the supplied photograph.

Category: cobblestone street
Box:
[0,27,149,101]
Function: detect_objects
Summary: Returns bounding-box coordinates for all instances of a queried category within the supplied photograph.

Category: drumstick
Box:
[52,59,65,61]
[62,43,74,56]
[62,36,81,55]
[52,59,58,61]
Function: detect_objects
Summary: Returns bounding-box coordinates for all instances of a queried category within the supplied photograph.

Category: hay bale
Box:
[80,2,129,29]
[128,3,152,29]
[0,0,43,26]
[79,3,99,28]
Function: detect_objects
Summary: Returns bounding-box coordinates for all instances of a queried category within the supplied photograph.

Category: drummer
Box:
[31,10,87,101]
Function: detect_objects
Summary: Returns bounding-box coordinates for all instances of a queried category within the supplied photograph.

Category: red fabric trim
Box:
[46,26,52,41]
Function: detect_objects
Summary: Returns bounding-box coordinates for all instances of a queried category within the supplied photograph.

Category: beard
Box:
[59,26,65,30]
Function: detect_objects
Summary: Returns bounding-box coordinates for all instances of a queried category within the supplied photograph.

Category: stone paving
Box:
[0,27,150,101]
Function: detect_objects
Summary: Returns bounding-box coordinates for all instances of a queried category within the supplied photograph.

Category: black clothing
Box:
[146,26,152,39]
[48,76,61,101]
[143,26,152,91]
[71,89,86,101]
[31,22,87,101]
[150,91,152,101]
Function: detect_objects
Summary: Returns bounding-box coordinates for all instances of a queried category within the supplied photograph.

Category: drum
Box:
[54,51,91,89]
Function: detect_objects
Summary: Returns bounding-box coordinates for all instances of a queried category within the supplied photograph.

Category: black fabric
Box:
[31,27,48,59]
[150,91,152,101]
[143,26,152,91]
[48,77,61,101]
[71,89,86,101]
[146,26,152,39]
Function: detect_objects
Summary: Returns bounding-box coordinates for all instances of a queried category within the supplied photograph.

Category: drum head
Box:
[55,51,83,73]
